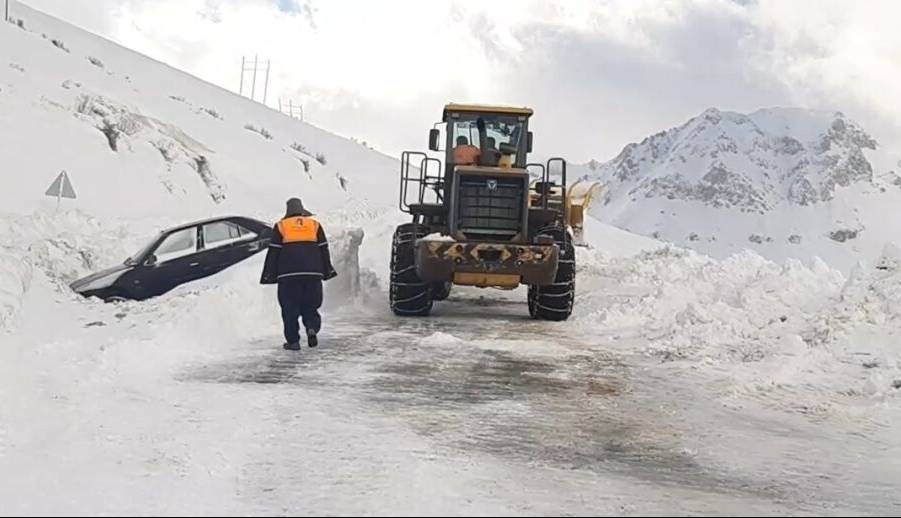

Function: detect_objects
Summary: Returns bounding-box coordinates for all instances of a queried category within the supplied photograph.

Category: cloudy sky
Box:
[18,0,901,162]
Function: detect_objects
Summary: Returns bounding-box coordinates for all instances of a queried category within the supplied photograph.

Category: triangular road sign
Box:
[45,170,77,199]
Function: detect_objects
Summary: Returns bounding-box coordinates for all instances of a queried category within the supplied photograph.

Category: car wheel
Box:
[103,292,129,304]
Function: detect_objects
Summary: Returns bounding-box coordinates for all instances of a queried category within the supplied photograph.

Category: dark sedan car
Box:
[71,216,273,302]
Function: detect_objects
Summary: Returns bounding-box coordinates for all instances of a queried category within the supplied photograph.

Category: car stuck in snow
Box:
[70,216,272,302]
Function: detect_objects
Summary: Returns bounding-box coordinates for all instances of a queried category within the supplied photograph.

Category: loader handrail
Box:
[547,157,567,189]
[400,151,442,213]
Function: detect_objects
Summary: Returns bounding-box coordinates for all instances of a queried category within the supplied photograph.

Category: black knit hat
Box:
[285,197,312,217]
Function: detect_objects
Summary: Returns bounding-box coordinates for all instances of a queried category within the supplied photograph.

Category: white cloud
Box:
[745,0,901,143]
[17,0,901,162]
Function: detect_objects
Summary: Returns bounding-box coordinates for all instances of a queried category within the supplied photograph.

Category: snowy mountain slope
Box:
[586,107,901,271]
[0,4,399,220]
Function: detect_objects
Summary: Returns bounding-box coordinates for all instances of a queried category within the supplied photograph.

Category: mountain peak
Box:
[589,107,900,273]
[596,106,878,210]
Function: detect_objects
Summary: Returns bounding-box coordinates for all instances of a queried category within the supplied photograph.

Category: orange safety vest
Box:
[453,145,481,166]
[277,216,320,244]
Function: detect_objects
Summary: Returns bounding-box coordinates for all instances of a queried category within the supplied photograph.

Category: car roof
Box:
[165,215,269,234]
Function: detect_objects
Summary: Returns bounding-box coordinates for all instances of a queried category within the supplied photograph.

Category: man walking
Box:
[261,198,337,350]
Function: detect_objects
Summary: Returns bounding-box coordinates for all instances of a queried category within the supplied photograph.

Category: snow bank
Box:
[326,226,365,303]
[0,250,32,332]
[574,240,901,414]
[796,244,901,397]
[0,207,365,337]
[577,247,845,363]
[0,210,143,332]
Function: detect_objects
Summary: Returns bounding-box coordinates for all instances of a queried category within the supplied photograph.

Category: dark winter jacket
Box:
[260,214,336,284]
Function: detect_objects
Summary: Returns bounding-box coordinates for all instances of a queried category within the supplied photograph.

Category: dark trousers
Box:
[277,278,323,343]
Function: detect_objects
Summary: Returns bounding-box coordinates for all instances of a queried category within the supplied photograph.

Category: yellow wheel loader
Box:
[391,103,598,320]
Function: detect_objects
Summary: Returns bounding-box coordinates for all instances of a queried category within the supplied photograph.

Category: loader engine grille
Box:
[455,174,526,241]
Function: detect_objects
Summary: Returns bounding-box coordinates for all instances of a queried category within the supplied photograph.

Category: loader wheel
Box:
[430,281,452,301]
[390,223,432,316]
[529,225,575,321]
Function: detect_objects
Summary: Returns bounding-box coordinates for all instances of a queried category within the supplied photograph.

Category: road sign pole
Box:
[57,170,63,211]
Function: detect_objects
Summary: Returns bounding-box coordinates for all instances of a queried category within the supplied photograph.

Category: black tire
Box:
[430,281,452,301]
[390,223,433,316]
[102,289,130,304]
[529,225,575,321]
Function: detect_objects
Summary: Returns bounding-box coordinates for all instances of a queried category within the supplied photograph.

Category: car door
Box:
[199,220,262,277]
[135,226,204,297]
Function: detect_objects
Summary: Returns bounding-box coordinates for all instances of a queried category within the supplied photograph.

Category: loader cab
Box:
[401,104,546,234]
[429,104,534,180]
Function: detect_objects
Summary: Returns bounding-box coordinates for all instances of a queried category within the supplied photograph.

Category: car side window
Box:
[202,221,257,250]
[153,227,198,263]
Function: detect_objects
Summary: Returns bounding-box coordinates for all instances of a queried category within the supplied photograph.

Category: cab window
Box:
[452,121,480,150]
[449,114,526,167]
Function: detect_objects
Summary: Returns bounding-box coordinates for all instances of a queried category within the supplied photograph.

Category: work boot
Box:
[283,341,300,351]
[306,328,318,348]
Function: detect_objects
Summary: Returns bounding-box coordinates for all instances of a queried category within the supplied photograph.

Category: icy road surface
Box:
[3,283,900,516]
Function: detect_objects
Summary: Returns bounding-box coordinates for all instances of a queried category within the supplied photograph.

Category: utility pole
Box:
[279,99,304,121]
[250,55,258,101]
[239,56,245,96]
[4,0,10,23]
[238,55,272,105]
[262,60,271,105]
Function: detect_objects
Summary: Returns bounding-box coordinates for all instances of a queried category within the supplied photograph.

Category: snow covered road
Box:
[2,215,900,516]
[4,278,900,515]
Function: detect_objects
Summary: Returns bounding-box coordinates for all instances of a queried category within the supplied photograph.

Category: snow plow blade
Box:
[566,180,604,247]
